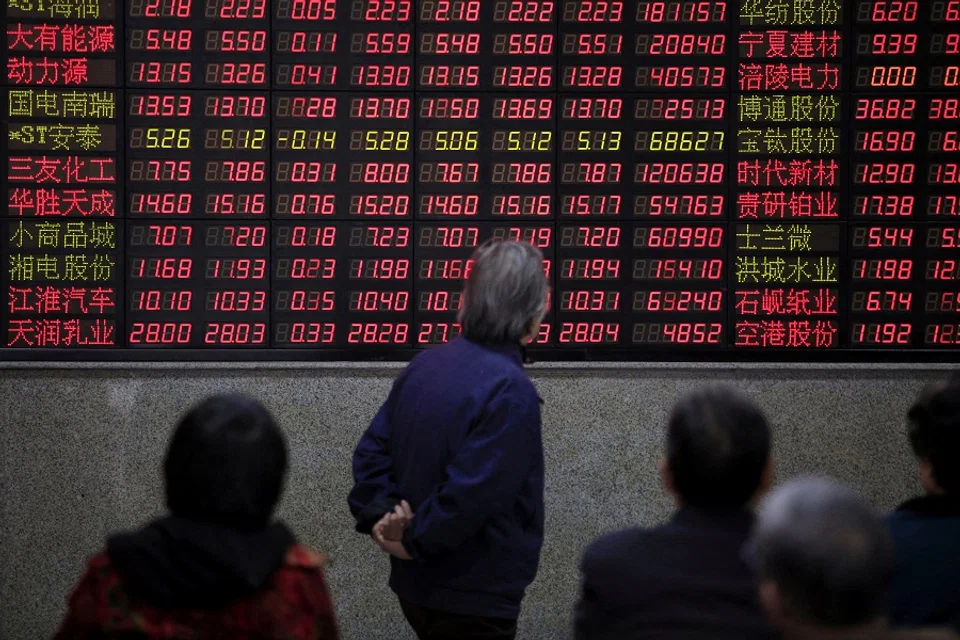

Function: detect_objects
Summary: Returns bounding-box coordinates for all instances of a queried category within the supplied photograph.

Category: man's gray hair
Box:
[747,476,894,628]
[458,240,548,345]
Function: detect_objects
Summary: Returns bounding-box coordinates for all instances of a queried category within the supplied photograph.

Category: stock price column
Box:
[126,0,270,348]
[272,2,414,347]
[850,0,925,348]
[734,0,843,350]
[923,1,960,348]
[343,3,415,347]
[627,0,729,349]
[555,0,625,348]
[4,0,121,348]
[413,0,556,347]
[554,2,621,348]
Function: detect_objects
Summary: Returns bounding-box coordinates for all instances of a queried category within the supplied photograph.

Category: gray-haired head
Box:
[747,476,894,629]
[458,240,548,345]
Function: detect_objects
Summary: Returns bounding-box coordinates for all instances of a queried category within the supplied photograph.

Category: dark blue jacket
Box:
[348,337,545,620]
[576,508,776,640]
[886,495,960,632]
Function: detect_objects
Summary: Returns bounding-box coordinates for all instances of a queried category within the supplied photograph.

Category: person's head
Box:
[661,385,773,508]
[164,394,287,530]
[458,239,549,346]
[748,477,894,634]
[907,380,960,496]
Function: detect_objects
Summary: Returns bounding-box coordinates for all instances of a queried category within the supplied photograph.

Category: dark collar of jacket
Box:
[462,337,545,405]
[671,506,755,530]
[896,494,960,517]
[463,337,524,366]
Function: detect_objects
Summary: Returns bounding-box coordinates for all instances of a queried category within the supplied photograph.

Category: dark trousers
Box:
[399,598,518,640]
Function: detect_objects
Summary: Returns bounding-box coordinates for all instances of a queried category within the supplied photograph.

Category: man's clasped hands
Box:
[372,500,415,560]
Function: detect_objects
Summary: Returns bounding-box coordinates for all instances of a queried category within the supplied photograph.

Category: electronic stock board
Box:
[3,0,960,360]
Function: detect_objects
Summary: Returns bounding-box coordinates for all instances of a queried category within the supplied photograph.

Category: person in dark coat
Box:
[886,380,960,632]
[348,240,550,640]
[748,476,959,640]
[54,394,339,639]
[574,385,777,640]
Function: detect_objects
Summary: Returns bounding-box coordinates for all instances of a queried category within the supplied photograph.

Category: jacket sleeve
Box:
[348,379,404,534]
[401,379,542,559]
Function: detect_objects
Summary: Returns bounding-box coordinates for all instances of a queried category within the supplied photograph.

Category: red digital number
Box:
[856,130,916,152]
[130,94,192,117]
[931,98,960,119]
[563,66,623,88]
[493,195,553,217]
[133,290,193,312]
[496,0,554,21]
[854,98,916,120]
[364,0,411,20]
[419,97,479,119]
[420,195,479,216]
[417,322,461,344]
[351,195,410,216]
[131,62,191,84]
[494,66,554,88]
[926,325,960,346]
[642,226,723,248]
[129,322,192,345]
[350,290,410,312]
[284,0,336,19]
[207,290,267,312]
[277,322,336,344]
[204,323,267,345]
[132,257,193,279]
[131,193,193,215]
[562,195,622,216]
[218,0,266,18]
[558,322,620,343]
[215,30,267,52]
[362,32,411,54]
[869,32,918,54]
[351,258,410,280]
[853,323,912,345]
[638,1,725,22]
[869,1,918,22]
[853,258,914,281]
[562,97,621,119]
[854,195,914,217]
[635,163,725,184]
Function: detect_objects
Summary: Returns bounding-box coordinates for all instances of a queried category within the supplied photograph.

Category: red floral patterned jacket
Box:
[53,544,339,639]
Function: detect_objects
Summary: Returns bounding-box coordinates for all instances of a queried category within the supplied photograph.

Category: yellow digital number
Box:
[437,130,478,151]
[366,130,409,151]
[147,128,190,149]
[578,130,622,151]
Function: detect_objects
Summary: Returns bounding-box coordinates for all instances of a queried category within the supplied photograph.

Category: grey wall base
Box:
[0,363,949,640]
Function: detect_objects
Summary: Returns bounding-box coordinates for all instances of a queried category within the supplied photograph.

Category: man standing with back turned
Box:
[575,385,777,640]
[348,240,549,640]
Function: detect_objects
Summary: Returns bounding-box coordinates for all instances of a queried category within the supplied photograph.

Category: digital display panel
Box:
[2,0,960,359]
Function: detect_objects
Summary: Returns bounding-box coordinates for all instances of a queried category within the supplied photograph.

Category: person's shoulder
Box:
[583,527,655,567]
[282,544,328,572]
[81,549,123,584]
[86,550,113,570]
